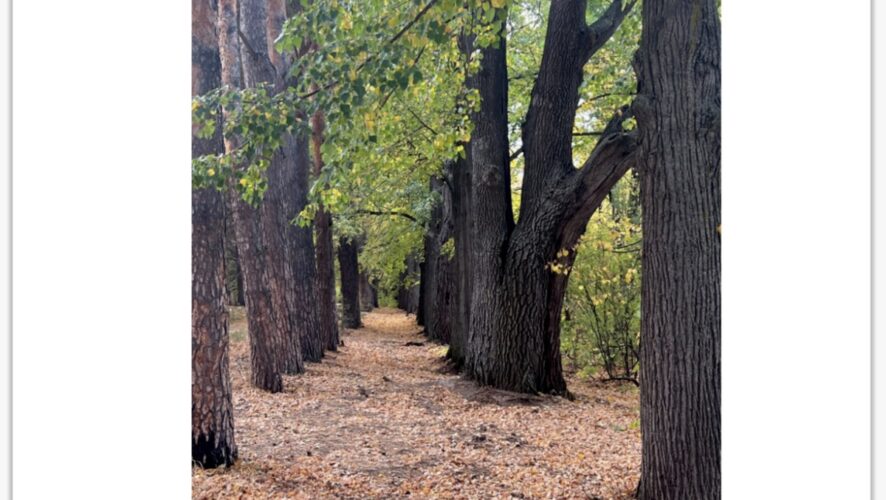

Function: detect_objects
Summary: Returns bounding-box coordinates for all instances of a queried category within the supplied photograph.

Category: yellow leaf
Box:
[491,0,506,8]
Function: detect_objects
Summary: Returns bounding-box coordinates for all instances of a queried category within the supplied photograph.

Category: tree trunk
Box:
[311,110,341,351]
[449,151,472,367]
[633,0,721,497]
[192,0,236,468]
[267,0,324,364]
[422,173,455,344]
[222,205,244,306]
[463,1,636,394]
[218,0,285,392]
[359,271,375,312]
[416,261,427,326]
[338,236,362,329]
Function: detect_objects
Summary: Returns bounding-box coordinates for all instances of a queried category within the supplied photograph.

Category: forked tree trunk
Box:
[218,0,285,392]
[464,0,637,394]
[311,110,341,351]
[634,0,721,497]
[338,236,362,328]
[192,0,236,468]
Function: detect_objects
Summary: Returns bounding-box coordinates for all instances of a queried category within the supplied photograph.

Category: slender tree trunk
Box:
[222,206,244,306]
[338,236,362,328]
[422,173,455,344]
[218,0,285,392]
[634,0,721,497]
[192,0,236,468]
[311,110,341,351]
[359,271,374,312]
[267,0,324,364]
[416,261,427,326]
[449,152,472,367]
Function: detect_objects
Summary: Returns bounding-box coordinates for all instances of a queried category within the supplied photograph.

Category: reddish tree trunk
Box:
[192,0,236,468]
[218,0,285,392]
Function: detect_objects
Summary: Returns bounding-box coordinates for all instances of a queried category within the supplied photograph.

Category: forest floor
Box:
[192,308,641,499]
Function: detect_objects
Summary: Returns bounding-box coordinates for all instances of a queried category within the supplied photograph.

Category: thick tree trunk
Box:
[359,271,375,312]
[338,236,362,329]
[463,0,636,394]
[634,0,721,497]
[463,5,515,387]
[311,111,341,351]
[218,0,285,392]
[192,0,236,468]
[266,0,324,364]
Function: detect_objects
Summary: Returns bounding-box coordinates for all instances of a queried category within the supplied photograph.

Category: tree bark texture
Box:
[311,110,341,351]
[633,0,721,497]
[465,1,637,395]
[421,173,455,344]
[192,0,237,468]
[449,150,472,367]
[218,0,285,392]
[338,237,362,329]
[266,0,325,364]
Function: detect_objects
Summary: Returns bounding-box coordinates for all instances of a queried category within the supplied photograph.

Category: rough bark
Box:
[192,0,237,468]
[422,173,455,344]
[218,0,285,392]
[449,151,472,367]
[633,0,721,497]
[311,110,341,351]
[465,0,637,394]
[266,0,324,364]
[338,236,362,329]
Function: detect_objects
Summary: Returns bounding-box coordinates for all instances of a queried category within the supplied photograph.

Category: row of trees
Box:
[192,0,720,497]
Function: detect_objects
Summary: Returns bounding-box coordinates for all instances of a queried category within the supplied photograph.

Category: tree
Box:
[420,173,455,344]
[338,236,362,329]
[217,0,287,391]
[464,0,639,394]
[310,110,341,351]
[192,0,236,467]
[266,0,325,364]
[359,270,376,312]
[633,0,721,497]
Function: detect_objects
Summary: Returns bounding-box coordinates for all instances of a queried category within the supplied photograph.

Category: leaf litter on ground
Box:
[193,308,640,499]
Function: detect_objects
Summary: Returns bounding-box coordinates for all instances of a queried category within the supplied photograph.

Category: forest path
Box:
[193,308,641,499]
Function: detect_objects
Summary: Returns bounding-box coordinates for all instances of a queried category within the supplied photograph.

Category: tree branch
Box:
[582,0,637,63]
[357,209,418,222]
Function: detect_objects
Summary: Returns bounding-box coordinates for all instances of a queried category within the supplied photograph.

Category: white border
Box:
[11,1,191,498]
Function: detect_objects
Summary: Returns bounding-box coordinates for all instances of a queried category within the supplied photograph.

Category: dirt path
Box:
[193,308,640,499]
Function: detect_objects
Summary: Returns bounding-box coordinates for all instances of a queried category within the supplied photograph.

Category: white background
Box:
[1,0,879,499]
